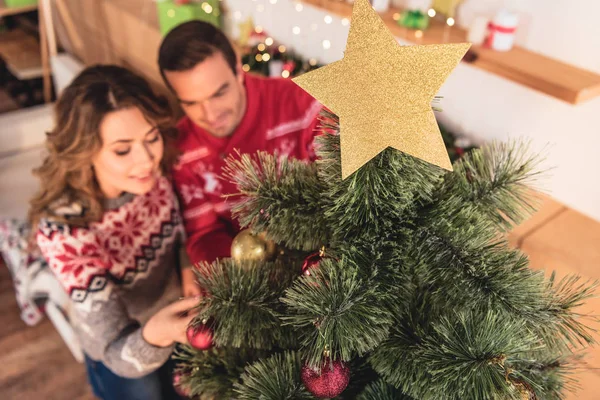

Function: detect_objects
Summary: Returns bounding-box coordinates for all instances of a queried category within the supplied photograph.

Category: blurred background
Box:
[0,1,598,399]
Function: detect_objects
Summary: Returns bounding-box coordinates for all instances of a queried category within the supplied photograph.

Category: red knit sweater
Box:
[173,73,321,265]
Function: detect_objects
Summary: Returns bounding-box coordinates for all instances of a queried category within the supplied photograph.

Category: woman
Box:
[29,65,194,400]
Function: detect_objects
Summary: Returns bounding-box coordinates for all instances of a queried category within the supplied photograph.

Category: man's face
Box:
[164,53,246,138]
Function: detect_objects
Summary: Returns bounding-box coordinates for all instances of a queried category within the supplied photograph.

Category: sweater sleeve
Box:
[36,221,173,378]
[171,163,233,265]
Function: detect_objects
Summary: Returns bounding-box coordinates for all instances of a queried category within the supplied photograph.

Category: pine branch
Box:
[173,345,267,399]
[339,357,382,399]
[535,273,598,350]
[281,257,393,369]
[357,380,415,400]
[371,309,543,400]
[191,259,298,349]
[235,351,315,400]
[223,151,329,251]
[315,120,443,247]
[439,140,544,232]
[411,198,597,360]
[414,202,548,316]
[510,355,579,400]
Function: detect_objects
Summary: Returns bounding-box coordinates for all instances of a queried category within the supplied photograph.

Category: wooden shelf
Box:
[0,28,43,80]
[300,0,600,105]
[0,4,37,18]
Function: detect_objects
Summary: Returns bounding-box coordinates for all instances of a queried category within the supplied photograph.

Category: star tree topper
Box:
[293,0,471,179]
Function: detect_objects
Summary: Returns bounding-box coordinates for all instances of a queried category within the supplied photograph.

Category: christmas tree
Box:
[174,1,596,398]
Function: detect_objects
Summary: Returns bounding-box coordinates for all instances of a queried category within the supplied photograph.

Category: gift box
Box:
[4,0,38,7]
[156,0,221,36]
[399,10,430,30]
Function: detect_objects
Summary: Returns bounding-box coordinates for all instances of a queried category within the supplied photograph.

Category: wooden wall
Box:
[55,0,166,89]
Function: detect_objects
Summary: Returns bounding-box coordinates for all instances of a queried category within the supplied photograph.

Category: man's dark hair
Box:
[158,21,237,89]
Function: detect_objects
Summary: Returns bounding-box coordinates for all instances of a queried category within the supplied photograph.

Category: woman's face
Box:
[92,107,164,198]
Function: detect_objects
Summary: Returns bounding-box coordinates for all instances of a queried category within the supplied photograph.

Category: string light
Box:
[278,45,286,53]
[282,70,290,78]
[233,11,242,20]
[322,40,331,49]
[393,13,400,21]
[324,15,333,24]
[242,64,250,72]
[255,54,263,62]
[446,17,455,26]
[415,30,423,38]
[262,53,271,62]
[309,58,317,66]
[258,43,266,51]
[428,8,436,17]
[201,2,213,14]
[293,26,301,35]
[265,37,274,46]
[257,4,264,12]
[255,26,263,33]
[295,3,303,12]
[167,9,175,18]
[341,18,350,26]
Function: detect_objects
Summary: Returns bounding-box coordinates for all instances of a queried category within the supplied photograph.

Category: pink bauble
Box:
[301,359,350,398]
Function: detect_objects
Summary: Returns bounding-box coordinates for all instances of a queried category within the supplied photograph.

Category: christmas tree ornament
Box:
[186,318,214,350]
[231,229,277,262]
[173,370,191,397]
[293,0,470,179]
[301,359,351,398]
[248,27,268,48]
[302,246,326,276]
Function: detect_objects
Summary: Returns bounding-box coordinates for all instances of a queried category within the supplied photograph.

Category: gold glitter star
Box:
[293,0,470,179]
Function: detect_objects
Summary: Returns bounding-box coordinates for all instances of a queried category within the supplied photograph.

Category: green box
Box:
[156,0,221,36]
[4,0,38,7]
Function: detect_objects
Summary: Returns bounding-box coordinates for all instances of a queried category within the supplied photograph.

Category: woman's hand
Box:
[142,297,199,347]
[181,267,201,297]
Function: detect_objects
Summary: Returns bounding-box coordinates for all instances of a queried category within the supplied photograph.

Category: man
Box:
[158,21,322,296]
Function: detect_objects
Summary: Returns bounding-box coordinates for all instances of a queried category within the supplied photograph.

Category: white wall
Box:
[224,0,600,221]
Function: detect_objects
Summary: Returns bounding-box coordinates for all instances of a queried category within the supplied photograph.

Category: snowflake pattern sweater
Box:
[173,72,322,265]
[36,177,185,378]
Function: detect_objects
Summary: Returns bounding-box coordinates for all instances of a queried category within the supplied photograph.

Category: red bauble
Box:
[301,359,350,398]
[283,60,297,72]
[186,322,214,350]
[174,0,191,4]
[172,371,191,397]
[302,250,324,276]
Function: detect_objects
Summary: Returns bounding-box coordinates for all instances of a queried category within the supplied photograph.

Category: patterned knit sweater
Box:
[36,177,185,378]
[174,72,321,265]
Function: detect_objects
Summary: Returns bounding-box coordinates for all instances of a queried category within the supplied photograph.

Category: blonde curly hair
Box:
[29,65,179,230]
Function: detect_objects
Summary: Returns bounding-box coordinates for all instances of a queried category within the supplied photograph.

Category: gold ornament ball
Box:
[231,229,277,262]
